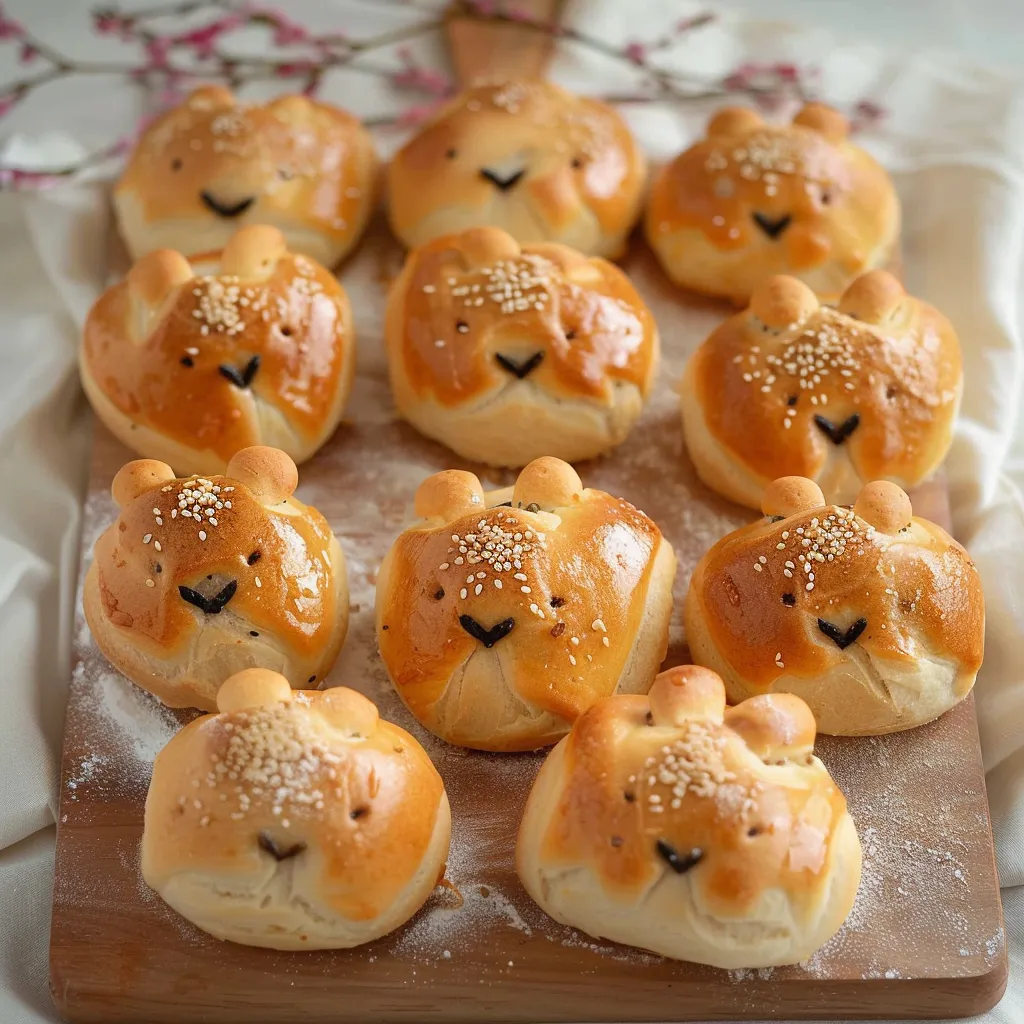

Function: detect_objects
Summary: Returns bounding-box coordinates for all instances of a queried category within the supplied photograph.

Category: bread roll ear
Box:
[216,668,294,713]
[725,693,817,762]
[127,250,193,341]
[854,480,913,534]
[647,666,725,727]
[455,226,522,266]
[226,446,299,505]
[111,459,176,508]
[265,94,313,125]
[512,457,583,510]
[707,106,763,137]
[320,686,380,738]
[749,275,819,329]
[185,84,234,110]
[793,102,849,141]
[837,270,905,324]
[414,470,484,521]
[761,476,825,518]
[220,225,288,279]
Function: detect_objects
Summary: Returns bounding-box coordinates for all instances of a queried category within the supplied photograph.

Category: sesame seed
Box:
[143,533,152,544]
[494,579,502,589]
[521,586,531,594]
[569,654,577,666]
[254,576,261,588]
[474,584,483,595]
[198,530,207,541]
[460,588,468,599]
[592,619,606,632]
[145,579,155,588]
[571,636,580,646]
[602,636,610,647]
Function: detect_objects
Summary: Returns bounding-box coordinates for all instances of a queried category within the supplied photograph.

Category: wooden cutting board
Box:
[49,214,1007,1022]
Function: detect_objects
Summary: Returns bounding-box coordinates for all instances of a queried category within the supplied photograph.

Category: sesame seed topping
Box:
[254,576,262,588]
[145,579,155,588]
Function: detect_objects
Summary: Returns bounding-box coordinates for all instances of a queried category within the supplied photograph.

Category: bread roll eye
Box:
[216,668,294,713]
[853,480,913,534]
[111,459,176,508]
[761,476,825,519]
[749,275,819,330]
[707,106,763,138]
[512,457,583,511]
[220,225,288,278]
[647,666,725,727]
[226,446,299,505]
[414,469,484,521]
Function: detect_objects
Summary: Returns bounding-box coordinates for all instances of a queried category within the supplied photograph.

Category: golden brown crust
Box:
[515,667,860,967]
[645,103,899,303]
[684,478,984,735]
[86,450,347,710]
[142,670,450,949]
[385,226,658,466]
[387,80,646,258]
[680,272,962,508]
[114,87,378,266]
[81,226,355,475]
[376,458,676,751]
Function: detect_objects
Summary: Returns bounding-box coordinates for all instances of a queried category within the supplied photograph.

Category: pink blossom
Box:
[275,60,315,78]
[144,35,171,69]
[754,90,785,113]
[93,11,134,39]
[774,63,799,83]
[0,94,18,118]
[723,63,760,91]
[467,0,497,15]
[301,75,320,97]
[173,14,243,59]
[623,41,647,65]
[397,102,442,127]
[505,5,534,21]
[0,11,23,40]
[853,99,885,123]
[271,15,308,46]
[19,42,35,63]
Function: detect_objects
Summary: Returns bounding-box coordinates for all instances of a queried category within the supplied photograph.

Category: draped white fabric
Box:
[0,1,1021,1020]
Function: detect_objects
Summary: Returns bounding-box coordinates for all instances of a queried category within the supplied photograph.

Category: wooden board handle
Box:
[445,0,565,87]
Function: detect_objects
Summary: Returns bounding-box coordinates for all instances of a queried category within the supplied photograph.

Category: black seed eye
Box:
[278,167,294,180]
[247,551,261,565]
[571,157,583,169]
[154,565,162,574]
[250,630,259,637]
[171,158,182,171]
[446,148,457,159]
[886,385,899,400]
[645,711,654,726]
[280,325,293,337]
[821,190,832,205]
[351,806,369,820]
[308,675,316,683]
[782,593,796,606]
[787,395,798,407]
[624,791,636,803]
[748,825,763,837]
[549,596,565,608]
[565,329,576,340]
[456,320,469,333]
[434,587,445,600]
[180,356,194,368]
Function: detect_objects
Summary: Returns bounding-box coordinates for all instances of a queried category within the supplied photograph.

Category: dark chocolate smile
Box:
[752,212,792,239]
[219,355,261,389]
[495,352,544,379]
[818,617,867,650]
[258,831,306,861]
[200,191,256,218]
[814,413,860,445]
[459,614,515,648]
[655,839,704,874]
[179,579,237,615]
[480,168,525,191]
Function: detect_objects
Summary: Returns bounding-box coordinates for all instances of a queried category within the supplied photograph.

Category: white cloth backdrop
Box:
[0,1,1021,1020]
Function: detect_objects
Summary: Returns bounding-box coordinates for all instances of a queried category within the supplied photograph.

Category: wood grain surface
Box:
[49,214,1007,1022]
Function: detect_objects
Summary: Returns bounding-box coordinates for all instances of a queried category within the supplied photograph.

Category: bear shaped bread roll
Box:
[516,665,861,968]
[376,458,676,751]
[84,447,348,711]
[115,86,378,266]
[142,669,451,949]
[680,272,962,509]
[385,226,659,466]
[685,477,984,735]
[646,103,899,303]
[387,79,645,258]
[81,225,355,476]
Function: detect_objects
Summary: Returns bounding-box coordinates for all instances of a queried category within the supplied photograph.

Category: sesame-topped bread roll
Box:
[387,79,646,258]
[142,669,451,950]
[679,272,962,509]
[516,665,861,968]
[385,226,659,467]
[375,458,677,751]
[84,447,348,711]
[645,103,899,303]
[685,477,985,735]
[114,86,378,266]
[81,225,355,476]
